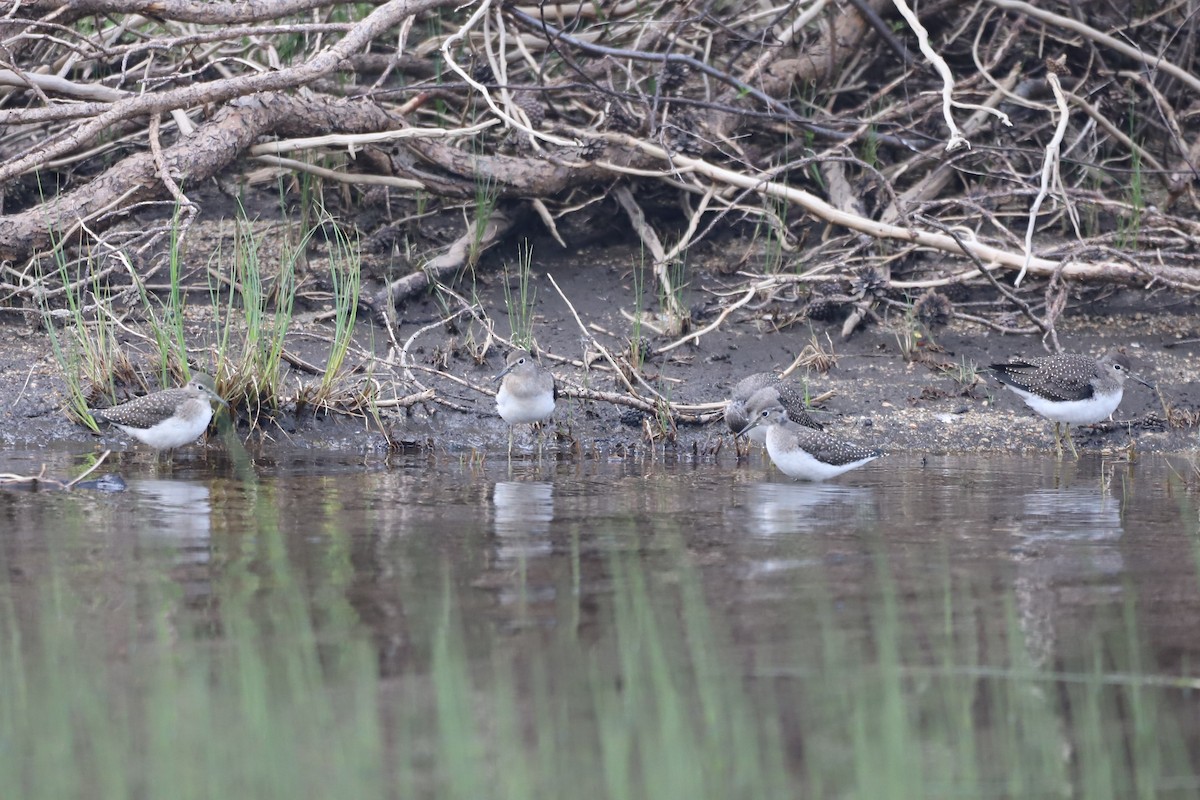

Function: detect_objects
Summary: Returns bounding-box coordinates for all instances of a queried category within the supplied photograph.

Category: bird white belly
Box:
[117,410,213,449]
[1006,386,1121,425]
[766,430,877,481]
[496,387,555,425]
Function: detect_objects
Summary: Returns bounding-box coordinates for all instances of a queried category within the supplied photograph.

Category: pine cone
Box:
[660,60,690,92]
[913,289,952,327]
[513,90,544,128]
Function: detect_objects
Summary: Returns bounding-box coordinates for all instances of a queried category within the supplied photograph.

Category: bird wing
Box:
[990,357,1095,401]
[775,383,824,430]
[795,427,880,465]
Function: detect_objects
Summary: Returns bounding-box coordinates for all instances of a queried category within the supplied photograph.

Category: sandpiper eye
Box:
[518,357,526,365]
[760,409,770,418]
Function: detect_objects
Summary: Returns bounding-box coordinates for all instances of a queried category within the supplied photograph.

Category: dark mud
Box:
[2,234,1198,459]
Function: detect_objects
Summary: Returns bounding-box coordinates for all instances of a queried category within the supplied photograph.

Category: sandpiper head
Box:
[494,350,535,382]
[187,373,229,407]
[740,387,789,435]
[1099,350,1154,390]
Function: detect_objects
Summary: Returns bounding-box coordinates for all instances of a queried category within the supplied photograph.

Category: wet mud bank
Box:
[1,242,1198,460]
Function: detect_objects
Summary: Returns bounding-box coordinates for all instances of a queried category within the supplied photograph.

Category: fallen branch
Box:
[560,382,720,425]
[371,206,517,311]
[0,93,402,260]
[589,131,1187,286]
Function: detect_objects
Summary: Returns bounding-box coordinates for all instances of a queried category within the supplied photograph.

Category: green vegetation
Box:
[1117,125,1145,249]
[136,217,191,384]
[755,195,788,274]
[502,239,537,350]
[468,173,500,270]
[36,202,375,430]
[309,220,363,409]
[39,249,123,429]
[209,216,299,417]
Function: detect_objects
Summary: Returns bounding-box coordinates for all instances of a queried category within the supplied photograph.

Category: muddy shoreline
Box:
[2,241,1198,459]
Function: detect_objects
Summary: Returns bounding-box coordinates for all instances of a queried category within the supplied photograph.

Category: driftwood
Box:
[0,94,399,259]
[3,0,1200,344]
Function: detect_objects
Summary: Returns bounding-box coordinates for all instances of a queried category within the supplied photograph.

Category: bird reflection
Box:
[1013,486,1125,673]
[129,479,212,552]
[492,481,555,567]
[128,478,213,606]
[482,481,558,626]
[747,482,876,537]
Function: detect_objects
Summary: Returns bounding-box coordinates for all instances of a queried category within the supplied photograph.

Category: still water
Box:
[2,446,1199,797]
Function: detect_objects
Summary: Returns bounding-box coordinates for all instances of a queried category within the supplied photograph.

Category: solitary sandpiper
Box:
[989,349,1153,457]
[742,387,882,481]
[494,350,556,454]
[91,373,227,450]
[725,373,822,445]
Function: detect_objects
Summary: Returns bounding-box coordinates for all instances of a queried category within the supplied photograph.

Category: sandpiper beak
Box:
[1132,373,1156,390]
[494,363,516,383]
[206,388,230,408]
[740,418,762,436]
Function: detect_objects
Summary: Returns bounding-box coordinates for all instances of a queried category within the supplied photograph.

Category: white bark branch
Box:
[1016,69,1070,287]
[892,0,968,151]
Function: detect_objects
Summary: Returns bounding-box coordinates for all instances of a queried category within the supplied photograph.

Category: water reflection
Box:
[2,448,1200,796]
[746,481,875,538]
[128,479,213,545]
[483,480,558,623]
[128,478,214,605]
[1013,485,1126,672]
[492,481,554,566]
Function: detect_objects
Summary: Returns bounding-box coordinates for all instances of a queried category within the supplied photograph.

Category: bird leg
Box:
[1064,423,1079,459]
[734,434,750,460]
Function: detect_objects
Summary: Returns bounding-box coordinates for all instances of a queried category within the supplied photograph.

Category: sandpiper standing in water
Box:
[741,387,881,481]
[494,350,556,456]
[989,349,1154,457]
[91,373,227,451]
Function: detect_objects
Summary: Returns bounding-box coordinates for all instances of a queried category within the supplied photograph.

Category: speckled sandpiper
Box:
[494,350,556,454]
[725,373,822,446]
[989,350,1154,457]
[742,387,882,481]
[91,373,227,451]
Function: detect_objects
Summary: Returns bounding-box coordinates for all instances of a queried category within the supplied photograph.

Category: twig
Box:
[374,206,515,307]
[399,305,478,390]
[64,451,112,489]
[509,7,931,151]
[986,0,1200,96]
[1,450,113,491]
[613,185,688,325]
[891,0,969,151]
[656,284,756,354]
[440,0,576,148]
[253,154,425,190]
[247,120,500,155]
[1016,61,1070,287]
[547,272,646,400]
[585,130,1182,286]
[371,388,436,409]
[917,215,1051,337]
[559,382,721,424]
